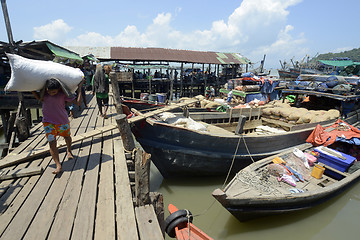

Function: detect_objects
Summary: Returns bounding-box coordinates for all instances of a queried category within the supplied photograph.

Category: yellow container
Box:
[311,164,325,179]
[273,156,286,164]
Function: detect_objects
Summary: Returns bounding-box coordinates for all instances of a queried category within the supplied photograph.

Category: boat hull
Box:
[132,110,360,177]
[214,168,360,221]
[132,121,313,177]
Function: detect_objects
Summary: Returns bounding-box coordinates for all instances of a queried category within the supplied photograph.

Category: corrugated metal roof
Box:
[66,46,250,65]
[110,47,250,64]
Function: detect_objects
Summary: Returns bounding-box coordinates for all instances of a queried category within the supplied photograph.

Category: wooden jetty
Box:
[0,90,196,239]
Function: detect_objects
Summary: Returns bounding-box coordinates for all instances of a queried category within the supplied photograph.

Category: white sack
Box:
[4,53,84,93]
[159,112,177,121]
[173,117,207,131]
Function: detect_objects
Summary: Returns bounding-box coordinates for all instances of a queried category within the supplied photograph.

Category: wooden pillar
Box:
[0,110,9,141]
[110,71,123,114]
[115,114,135,152]
[180,63,184,97]
[135,148,151,206]
[208,64,212,87]
[26,108,32,126]
[149,192,165,236]
[1,0,14,44]
[131,68,135,98]
[202,63,206,96]
[148,69,152,94]
[216,64,220,96]
[6,111,16,143]
[190,63,194,97]
[169,68,174,101]
[36,108,40,121]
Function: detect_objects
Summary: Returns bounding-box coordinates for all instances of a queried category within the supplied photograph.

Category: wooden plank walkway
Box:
[0,92,162,240]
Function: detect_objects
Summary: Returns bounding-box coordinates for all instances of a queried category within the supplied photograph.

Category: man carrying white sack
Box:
[32,78,83,175]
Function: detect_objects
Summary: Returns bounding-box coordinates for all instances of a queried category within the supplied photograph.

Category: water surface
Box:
[151,164,360,240]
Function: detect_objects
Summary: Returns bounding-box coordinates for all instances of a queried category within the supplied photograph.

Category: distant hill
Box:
[311,47,360,62]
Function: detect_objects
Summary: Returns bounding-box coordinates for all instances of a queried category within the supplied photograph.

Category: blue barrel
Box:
[156,93,167,103]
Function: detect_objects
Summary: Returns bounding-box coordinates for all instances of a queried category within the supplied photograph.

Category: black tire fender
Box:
[165,209,193,237]
[166,216,190,238]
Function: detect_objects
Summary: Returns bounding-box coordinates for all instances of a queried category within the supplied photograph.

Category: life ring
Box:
[165,209,193,238]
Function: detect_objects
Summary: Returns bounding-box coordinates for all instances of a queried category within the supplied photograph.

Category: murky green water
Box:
[151,164,360,240]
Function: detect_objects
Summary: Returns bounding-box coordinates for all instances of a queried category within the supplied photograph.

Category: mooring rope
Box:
[222,133,256,188]
[222,135,242,189]
[185,209,191,240]
[192,132,257,219]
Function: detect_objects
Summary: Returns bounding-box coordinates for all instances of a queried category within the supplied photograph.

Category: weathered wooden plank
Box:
[21,97,97,240]
[113,137,139,239]
[0,177,25,213]
[22,149,82,240]
[0,155,59,240]
[46,97,99,240]
[71,106,103,240]
[94,132,116,240]
[46,144,92,240]
[0,142,47,230]
[0,166,43,180]
[0,175,41,234]
[135,204,164,240]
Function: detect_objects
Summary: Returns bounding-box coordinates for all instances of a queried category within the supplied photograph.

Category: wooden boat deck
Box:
[224,146,344,199]
[0,93,163,240]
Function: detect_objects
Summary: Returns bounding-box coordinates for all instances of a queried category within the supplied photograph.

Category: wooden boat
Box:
[212,133,360,221]
[278,69,294,79]
[122,97,217,113]
[122,97,166,111]
[131,90,360,177]
[165,204,214,240]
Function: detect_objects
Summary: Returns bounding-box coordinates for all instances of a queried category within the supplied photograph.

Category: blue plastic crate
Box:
[314,147,355,172]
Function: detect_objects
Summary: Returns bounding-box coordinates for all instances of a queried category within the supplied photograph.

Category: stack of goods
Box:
[227,72,279,93]
[288,75,354,95]
[261,100,340,125]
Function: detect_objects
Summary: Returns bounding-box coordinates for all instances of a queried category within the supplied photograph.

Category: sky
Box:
[0,0,359,69]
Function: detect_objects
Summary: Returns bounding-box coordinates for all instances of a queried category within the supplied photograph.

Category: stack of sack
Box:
[261,100,340,125]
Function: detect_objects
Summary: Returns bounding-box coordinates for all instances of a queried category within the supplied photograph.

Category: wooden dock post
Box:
[115,114,135,152]
[134,149,151,206]
[150,192,165,236]
[109,71,123,114]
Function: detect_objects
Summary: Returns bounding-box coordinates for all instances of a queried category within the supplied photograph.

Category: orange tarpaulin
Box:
[306,119,360,146]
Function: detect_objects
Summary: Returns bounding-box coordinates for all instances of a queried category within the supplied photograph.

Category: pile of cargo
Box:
[261,100,340,124]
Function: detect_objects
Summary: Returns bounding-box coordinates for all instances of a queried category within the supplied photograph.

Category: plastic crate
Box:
[314,147,355,172]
